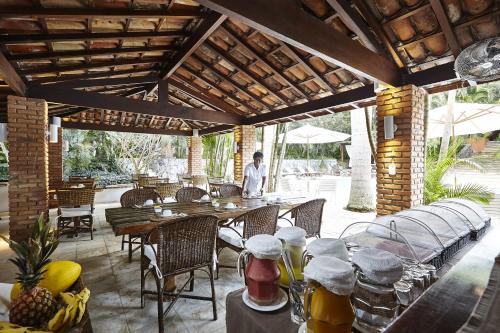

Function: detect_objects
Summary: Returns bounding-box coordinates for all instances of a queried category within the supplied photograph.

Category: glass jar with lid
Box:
[351,248,403,331]
[237,234,282,305]
[303,256,356,333]
[275,226,307,286]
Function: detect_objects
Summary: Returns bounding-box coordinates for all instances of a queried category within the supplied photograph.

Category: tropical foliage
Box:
[202,133,233,177]
[424,140,494,204]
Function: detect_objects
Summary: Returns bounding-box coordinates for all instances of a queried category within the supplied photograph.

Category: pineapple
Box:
[1,214,59,328]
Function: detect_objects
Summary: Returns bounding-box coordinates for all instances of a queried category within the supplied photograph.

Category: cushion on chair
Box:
[60,205,93,218]
[218,225,244,248]
[0,282,12,321]
[144,244,163,278]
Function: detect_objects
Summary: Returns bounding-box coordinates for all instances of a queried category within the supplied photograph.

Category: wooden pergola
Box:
[0,0,497,136]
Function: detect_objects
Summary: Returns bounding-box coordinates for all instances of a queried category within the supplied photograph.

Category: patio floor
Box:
[0,198,374,333]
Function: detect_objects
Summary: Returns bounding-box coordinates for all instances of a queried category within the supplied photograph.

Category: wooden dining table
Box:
[105,196,307,237]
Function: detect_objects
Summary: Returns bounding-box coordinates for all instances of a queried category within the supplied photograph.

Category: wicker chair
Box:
[155,183,182,201]
[175,187,209,203]
[138,176,159,188]
[120,189,163,262]
[219,184,243,198]
[64,178,95,189]
[141,215,218,333]
[56,188,95,239]
[278,199,326,238]
[216,205,280,277]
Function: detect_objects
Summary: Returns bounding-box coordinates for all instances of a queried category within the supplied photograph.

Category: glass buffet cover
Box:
[430,199,488,231]
[339,218,444,265]
[406,205,470,237]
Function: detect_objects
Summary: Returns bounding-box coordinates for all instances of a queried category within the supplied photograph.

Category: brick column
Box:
[234,125,256,182]
[7,96,49,241]
[48,127,63,190]
[187,136,203,175]
[376,85,426,216]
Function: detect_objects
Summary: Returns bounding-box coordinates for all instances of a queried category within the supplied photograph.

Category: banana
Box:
[0,321,50,332]
[46,288,91,333]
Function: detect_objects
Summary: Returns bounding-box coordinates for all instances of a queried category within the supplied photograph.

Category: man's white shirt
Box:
[244,163,267,194]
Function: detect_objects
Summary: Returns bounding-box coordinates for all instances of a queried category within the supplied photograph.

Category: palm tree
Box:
[424,140,494,204]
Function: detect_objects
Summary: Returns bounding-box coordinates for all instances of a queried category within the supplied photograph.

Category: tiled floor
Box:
[0,199,374,333]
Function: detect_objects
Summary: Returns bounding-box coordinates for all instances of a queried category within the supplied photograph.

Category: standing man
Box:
[242,151,267,196]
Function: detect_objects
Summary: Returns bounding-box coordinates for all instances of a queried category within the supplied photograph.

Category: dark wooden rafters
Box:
[0,51,26,95]
[168,77,247,116]
[45,76,159,89]
[428,0,461,56]
[202,40,291,106]
[7,46,172,61]
[190,52,270,110]
[178,65,259,114]
[277,42,337,93]
[0,6,202,19]
[20,58,162,75]
[350,0,405,68]
[0,31,187,44]
[219,25,310,100]
[199,0,400,85]
[325,0,384,54]
[29,68,159,84]
[27,85,244,124]
[161,11,227,79]
[62,121,193,136]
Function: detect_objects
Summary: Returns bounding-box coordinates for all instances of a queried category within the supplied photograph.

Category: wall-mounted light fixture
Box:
[0,123,7,142]
[374,82,390,93]
[388,162,396,176]
[192,129,199,137]
[384,116,398,140]
[49,117,61,143]
[233,141,239,153]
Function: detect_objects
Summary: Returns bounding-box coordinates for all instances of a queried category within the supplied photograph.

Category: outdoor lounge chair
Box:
[141,215,218,333]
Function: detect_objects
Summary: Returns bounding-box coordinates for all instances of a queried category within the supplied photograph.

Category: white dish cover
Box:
[306,238,349,262]
[304,256,355,296]
[352,248,403,284]
[275,226,307,246]
[245,234,282,260]
[242,288,288,312]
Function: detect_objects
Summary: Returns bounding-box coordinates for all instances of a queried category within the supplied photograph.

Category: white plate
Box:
[241,288,288,312]
[298,323,306,333]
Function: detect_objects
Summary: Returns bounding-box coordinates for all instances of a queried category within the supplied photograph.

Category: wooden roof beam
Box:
[42,76,159,89]
[0,51,26,95]
[0,6,202,19]
[27,85,245,125]
[325,0,384,54]
[0,31,187,44]
[62,121,193,136]
[219,25,310,100]
[428,0,461,56]
[190,53,270,111]
[168,77,247,116]
[203,41,291,106]
[7,46,172,61]
[179,65,258,114]
[20,58,162,76]
[351,0,404,68]
[161,11,226,79]
[200,0,400,86]
[29,68,159,84]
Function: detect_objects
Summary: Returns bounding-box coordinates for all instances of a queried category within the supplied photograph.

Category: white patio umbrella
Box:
[427,103,500,139]
[278,124,350,166]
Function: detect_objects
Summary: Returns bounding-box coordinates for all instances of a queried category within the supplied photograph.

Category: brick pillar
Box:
[7,95,49,241]
[187,136,203,175]
[48,127,63,190]
[234,125,256,182]
[376,85,426,216]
